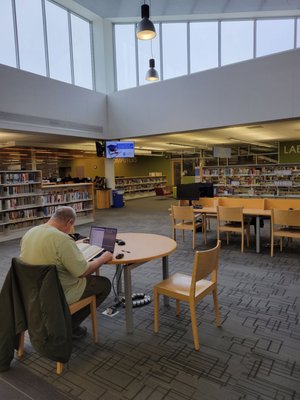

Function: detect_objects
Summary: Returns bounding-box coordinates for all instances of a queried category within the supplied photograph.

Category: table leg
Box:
[123,266,133,334]
[162,256,169,306]
[256,216,260,253]
[115,265,123,300]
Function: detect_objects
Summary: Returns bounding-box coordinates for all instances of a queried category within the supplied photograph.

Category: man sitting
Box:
[20,206,112,339]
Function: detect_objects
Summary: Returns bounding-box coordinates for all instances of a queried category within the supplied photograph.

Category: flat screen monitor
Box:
[105,141,135,159]
[199,183,214,198]
[176,183,214,201]
[95,141,105,157]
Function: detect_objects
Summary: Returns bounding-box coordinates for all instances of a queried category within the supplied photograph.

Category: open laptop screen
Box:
[89,226,117,253]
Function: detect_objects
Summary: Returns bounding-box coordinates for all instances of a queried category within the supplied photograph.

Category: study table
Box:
[109,233,177,333]
[194,207,271,253]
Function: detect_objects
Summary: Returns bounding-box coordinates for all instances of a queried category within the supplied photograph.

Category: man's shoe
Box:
[72,325,87,340]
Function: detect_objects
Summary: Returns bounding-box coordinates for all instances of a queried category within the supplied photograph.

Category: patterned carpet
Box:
[0,197,299,400]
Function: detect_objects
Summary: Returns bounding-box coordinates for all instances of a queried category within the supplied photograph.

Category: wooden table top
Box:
[110,233,177,264]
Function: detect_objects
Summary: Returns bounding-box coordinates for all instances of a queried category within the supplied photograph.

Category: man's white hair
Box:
[52,206,76,223]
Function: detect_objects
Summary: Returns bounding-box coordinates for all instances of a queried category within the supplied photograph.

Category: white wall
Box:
[107,49,300,138]
[0,63,107,139]
[0,49,299,141]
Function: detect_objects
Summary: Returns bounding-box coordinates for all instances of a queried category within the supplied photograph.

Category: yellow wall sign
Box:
[279,141,300,164]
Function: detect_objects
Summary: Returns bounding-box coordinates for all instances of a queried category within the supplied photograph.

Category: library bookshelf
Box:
[202,164,300,197]
[41,182,94,225]
[0,170,43,242]
[0,171,94,243]
[115,175,168,200]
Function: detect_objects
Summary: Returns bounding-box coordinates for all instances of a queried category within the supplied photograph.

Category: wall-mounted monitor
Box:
[105,141,135,159]
[95,141,105,157]
[176,183,214,201]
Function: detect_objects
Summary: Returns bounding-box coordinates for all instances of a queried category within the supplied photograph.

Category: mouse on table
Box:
[115,239,126,246]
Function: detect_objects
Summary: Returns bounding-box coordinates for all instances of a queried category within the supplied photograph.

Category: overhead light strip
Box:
[228,137,277,149]
[167,142,195,148]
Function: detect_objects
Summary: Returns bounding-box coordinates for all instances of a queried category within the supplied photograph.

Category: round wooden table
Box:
[109,233,177,333]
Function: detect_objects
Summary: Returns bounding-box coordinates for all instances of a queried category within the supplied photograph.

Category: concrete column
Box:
[105,158,115,190]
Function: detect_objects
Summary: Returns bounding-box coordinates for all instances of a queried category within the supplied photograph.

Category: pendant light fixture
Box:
[145,58,159,81]
[136,3,156,40]
[145,39,159,81]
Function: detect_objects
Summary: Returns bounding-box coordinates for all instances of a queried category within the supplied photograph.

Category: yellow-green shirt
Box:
[20,224,88,304]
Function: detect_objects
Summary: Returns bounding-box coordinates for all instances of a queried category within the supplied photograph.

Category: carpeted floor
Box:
[0,197,299,400]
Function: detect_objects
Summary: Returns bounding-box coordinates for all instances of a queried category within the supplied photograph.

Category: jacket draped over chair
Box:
[0,259,72,371]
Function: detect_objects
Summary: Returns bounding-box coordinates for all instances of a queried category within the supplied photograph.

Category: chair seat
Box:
[274,228,300,238]
[219,223,242,233]
[154,273,214,299]
[206,213,217,218]
[154,241,221,351]
[175,221,200,230]
[175,220,203,227]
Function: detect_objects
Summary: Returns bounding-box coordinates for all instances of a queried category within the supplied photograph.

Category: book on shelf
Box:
[76,242,104,261]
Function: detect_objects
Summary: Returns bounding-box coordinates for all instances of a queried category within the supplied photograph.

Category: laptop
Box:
[89,226,117,256]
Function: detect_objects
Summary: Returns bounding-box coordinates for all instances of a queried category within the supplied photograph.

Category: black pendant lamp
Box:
[136,3,156,40]
[145,58,159,81]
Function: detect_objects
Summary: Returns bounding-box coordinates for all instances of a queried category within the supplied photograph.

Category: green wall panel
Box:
[279,141,300,164]
[114,156,171,183]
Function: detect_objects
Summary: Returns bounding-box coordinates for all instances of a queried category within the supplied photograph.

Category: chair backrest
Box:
[217,206,243,223]
[192,198,218,207]
[190,240,221,295]
[218,197,265,209]
[265,198,300,210]
[272,208,300,227]
[171,205,194,221]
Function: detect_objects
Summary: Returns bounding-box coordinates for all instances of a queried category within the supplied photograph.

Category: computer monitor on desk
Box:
[176,183,214,202]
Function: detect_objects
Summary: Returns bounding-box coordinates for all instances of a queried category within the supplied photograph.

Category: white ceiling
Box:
[131,119,300,154]
[71,0,300,19]
[1,119,300,160]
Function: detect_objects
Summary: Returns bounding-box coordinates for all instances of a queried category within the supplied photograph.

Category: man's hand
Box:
[99,251,113,264]
[81,251,113,277]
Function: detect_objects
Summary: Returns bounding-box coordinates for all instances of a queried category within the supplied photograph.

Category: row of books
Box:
[43,202,86,216]
[1,219,38,231]
[203,166,300,176]
[116,184,160,190]
[0,197,40,210]
[116,178,166,186]
[1,185,38,196]
[0,172,38,184]
[42,191,90,204]
[203,167,262,176]
[8,209,38,221]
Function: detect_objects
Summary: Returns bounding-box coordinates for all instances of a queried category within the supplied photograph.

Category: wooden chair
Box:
[217,206,250,253]
[12,258,99,375]
[17,294,98,374]
[271,208,300,257]
[171,205,206,249]
[192,198,218,231]
[154,240,221,350]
